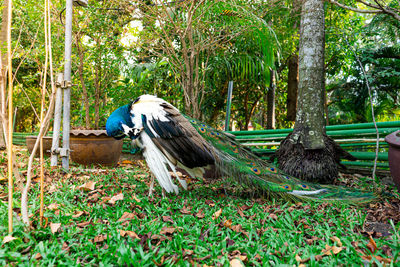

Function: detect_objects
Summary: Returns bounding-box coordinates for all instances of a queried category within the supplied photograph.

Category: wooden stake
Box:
[7,0,13,234]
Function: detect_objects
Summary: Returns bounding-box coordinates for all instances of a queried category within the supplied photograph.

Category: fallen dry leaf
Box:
[295,254,311,264]
[151,234,170,242]
[118,212,136,222]
[237,208,245,218]
[212,208,222,220]
[205,200,215,207]
[160,226,176,235]
[76,221,91,228]
[3,235,17,244]
[268,213,278,220]
[230,258,244,267]
[34,253,42,260]
[94,234,107,243]
[227,238,235,247]
[366,235,378,254]
[330,236,343,247]
[133,194,141,203]
[101,196,111,204]
[118,229,140,239]
[180,206,192,214]
[231,224,242,233]
[306,236,319,245]
[162,216,174,223]
[72,211,85,218]
[47,203,59,211]
[223,219,233,229]
[361,255,391,264]
[152,255,165,266]
[322,244,343,256]
[183,249,194,256]
[78,181,96,191]
[50,223,61,234]
[195,209,205,219]
[62,242,70,252]
[108,193,124,204]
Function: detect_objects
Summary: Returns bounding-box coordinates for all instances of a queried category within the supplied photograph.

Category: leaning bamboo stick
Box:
[21,0,57,226]
[39,0,49,227]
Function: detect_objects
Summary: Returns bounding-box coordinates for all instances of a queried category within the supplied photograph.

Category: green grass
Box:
[0,152,399,266]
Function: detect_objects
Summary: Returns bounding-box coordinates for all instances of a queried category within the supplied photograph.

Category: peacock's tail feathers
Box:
[186,117,376,204]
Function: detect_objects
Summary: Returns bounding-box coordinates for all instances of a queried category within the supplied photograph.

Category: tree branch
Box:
[327,0,400,22]
[326,0,383,13]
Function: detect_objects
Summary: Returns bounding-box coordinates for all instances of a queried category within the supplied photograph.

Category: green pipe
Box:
[339,143,388,149]
[229,120,400,136]
[13,131,54,137]
[326,120,400,131]
[340,161,389,168]
[228,128,293,136]
[256,158,390,168]
[236,134,287,141]
[349,152,388,161]
[245,142,388,149]
[327,128,396,137]
[235,127,397,140]
[251,148,388,161]
[251,148,276,154]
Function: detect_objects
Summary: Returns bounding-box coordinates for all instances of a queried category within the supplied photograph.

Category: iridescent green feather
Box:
[186,117,376,204]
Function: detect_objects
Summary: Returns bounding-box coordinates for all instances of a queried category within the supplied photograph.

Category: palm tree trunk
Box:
[274,0,349,183]
[293,0,325,150]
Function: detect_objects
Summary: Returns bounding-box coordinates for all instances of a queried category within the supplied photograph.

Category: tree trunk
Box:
[294,0,325,150]
[286,54,298,121]
[75,33,90,128]
[274,0,350,183]
[94,62,101,129]
[266,70,276,129]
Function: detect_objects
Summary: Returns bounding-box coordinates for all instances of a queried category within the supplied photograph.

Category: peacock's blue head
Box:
[106,104,134,140]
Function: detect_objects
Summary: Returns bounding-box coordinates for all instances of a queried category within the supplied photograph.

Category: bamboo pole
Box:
[39,0,49,227]
[62,0,73,170]
[7,0,13,234]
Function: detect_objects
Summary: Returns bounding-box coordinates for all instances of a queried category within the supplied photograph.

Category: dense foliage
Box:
[5,0,400,132]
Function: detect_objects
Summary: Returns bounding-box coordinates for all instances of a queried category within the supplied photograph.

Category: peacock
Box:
[106,94,375,203]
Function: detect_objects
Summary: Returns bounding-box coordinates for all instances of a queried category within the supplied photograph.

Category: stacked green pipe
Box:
[229,120,400,170]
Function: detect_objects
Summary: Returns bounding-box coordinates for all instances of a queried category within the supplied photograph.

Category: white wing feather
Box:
[139,132,188,194]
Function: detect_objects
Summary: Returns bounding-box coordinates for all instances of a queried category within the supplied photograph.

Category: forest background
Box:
[3,0,400,135]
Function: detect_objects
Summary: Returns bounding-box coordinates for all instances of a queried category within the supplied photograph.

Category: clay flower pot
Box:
[70,130,123,166]
[385,130,400,191]
[26,136,53,157]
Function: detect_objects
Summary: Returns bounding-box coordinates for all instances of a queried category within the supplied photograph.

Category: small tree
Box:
[134,0,273,119]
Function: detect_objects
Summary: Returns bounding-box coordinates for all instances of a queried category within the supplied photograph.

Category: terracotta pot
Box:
[70,130,123,166]
[385,130,400,191]
[26,136,54,157]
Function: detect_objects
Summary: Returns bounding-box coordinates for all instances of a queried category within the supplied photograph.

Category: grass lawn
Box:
[0,147,399,266]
